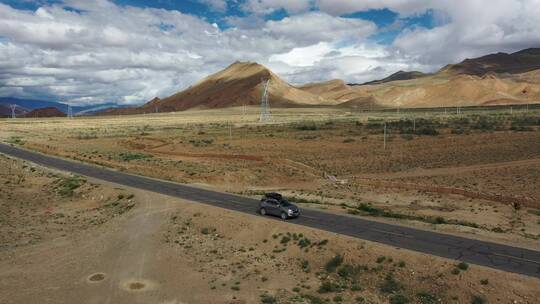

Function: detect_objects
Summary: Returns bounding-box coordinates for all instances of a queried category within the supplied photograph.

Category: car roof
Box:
[265,192,282,198]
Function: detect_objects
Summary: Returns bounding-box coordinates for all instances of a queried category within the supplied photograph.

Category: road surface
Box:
[1,143,539,278]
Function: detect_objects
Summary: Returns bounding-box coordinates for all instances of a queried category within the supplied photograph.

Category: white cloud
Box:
[242,0,312,15]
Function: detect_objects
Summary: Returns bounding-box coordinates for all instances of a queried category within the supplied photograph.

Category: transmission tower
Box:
[10,104,16,119]
[67,103,73,118]
[259,79,271,122]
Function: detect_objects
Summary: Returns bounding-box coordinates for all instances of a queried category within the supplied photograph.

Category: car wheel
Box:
[260,208,267,216]
[280,212,288,220]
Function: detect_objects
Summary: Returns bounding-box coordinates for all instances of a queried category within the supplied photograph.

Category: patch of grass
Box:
[295,123,319,131]
[119,152,152,161]
[303,295,325,304]
[416,292,439,304]
[325,254,344,272]
[379,273,401,294]
[352,203,479,228]
[471,295,486,304]
[57,176,85,197]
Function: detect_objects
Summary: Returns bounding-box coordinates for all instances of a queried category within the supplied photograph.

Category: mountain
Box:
[440,48,540,76]
[300,48,540,109]
[0,97,119,116]
[356,70,427,85]
[24,107,66,118]
[106,61,337,115]
[0,104,29,118]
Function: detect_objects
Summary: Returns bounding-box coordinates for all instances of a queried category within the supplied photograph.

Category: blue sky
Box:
[0,0,436,43]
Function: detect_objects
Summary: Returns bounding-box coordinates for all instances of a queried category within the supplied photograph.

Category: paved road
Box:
[1,143,540,278]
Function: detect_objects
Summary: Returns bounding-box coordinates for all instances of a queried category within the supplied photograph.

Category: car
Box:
[259,192,300,220]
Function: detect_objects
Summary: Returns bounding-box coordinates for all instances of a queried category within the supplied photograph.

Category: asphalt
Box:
[1,143,540,278]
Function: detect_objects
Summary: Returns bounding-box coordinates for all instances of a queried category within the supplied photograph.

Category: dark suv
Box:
[259,192,300,220]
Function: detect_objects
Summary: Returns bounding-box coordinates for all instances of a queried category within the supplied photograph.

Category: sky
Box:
[0,0,539,106]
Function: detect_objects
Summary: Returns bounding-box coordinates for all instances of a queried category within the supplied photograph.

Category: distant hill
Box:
[439,48,540,76]
[0,97,120,116]
[355,70,427,86]
[24,107,67,118]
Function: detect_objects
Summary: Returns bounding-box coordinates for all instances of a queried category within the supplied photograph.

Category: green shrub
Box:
[318,281,341,293]
[457,262,469,271]
[57,177,85,196]
[260,294,276,304]
[471,295,486,304]
[390,294,409,304]
[325,254,344,272]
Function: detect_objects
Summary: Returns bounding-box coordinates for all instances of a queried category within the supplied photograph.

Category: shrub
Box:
[333,295,343,302]
[119,152,152,161]
[480,279,489,285]
[379,274,401,294]
[376,256,386,263]
[295,123,319,131]
[471,295,486,304]
[325,254,344,272]
[318,281,341,293]
[200,228,210,235]
[417,292,438,304]
[390,294,409,304]
[57,177,85,196]
[337,264,360,279]
[457,262,469,271]
[260,294,276,304]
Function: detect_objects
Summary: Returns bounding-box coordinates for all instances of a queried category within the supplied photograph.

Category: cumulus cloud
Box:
[0,0,539,105]
[242,0,312,15]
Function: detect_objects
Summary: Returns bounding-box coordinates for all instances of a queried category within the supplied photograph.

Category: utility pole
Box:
[383,122,387,150]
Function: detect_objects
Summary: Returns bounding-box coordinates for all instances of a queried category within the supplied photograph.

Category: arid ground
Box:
[1,106,539,303]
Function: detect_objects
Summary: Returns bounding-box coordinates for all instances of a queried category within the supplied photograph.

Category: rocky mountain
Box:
[439,48,540,76]
[108,61,337,115]
[24,107,67,118]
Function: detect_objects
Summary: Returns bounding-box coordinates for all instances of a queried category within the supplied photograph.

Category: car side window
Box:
[267,199,278,206]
